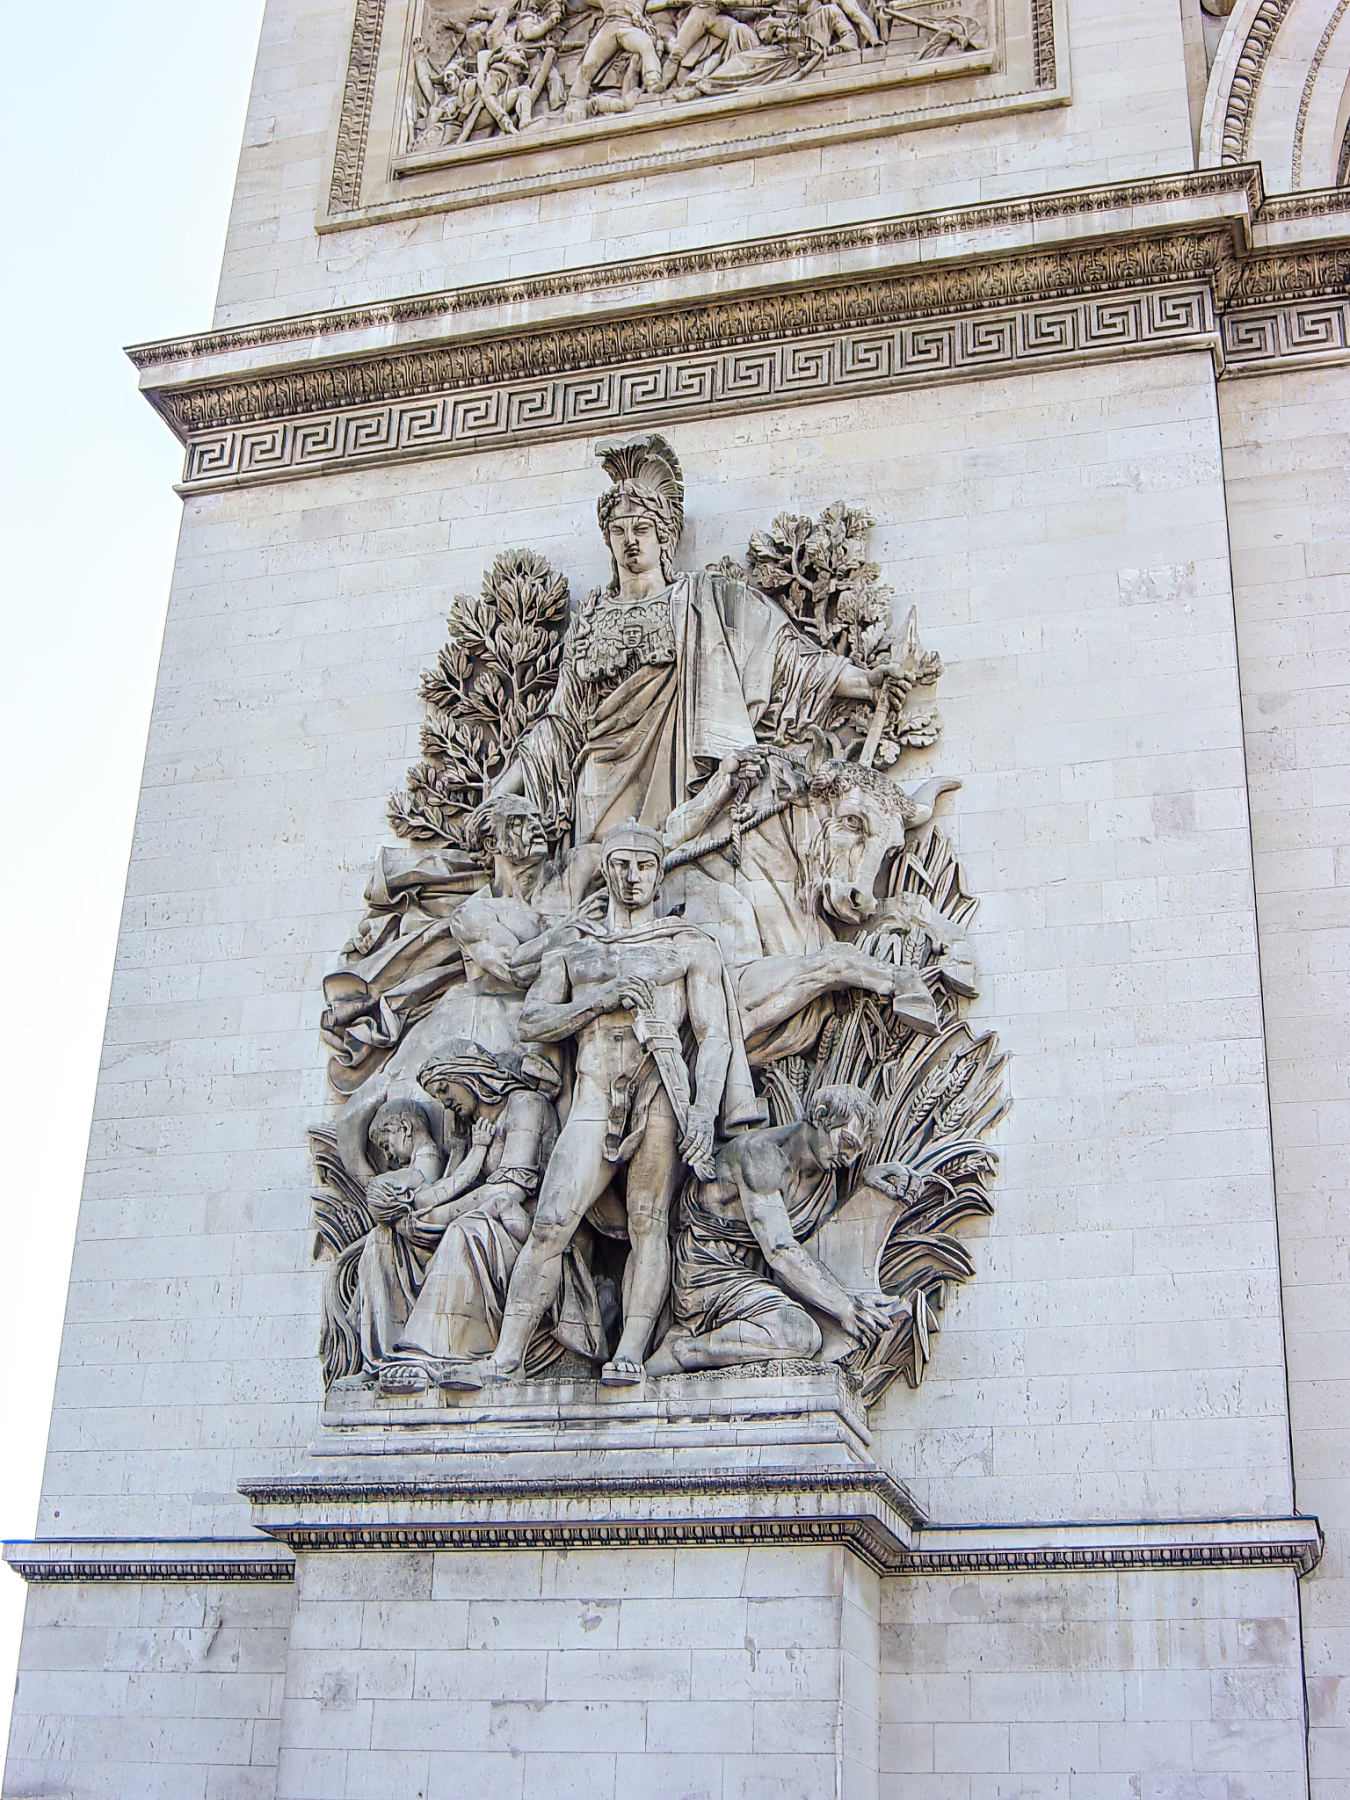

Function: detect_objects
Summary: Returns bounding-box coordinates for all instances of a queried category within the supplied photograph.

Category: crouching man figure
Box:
[647,1083,903,1374]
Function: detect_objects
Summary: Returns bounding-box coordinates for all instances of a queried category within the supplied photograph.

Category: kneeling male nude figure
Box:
[646,1083,907,1374]
[491,820,760,1385]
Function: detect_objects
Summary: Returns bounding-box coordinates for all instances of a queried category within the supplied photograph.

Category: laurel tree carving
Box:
[389,549,571,853]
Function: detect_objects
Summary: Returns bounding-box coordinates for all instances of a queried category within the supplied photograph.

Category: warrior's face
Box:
[604,847,662,913]
[606,509,663,582]
[494,808,548,868]
[819,1110,872,1169]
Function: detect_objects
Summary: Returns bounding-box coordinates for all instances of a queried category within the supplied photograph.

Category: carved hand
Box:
[842,1290,904,1346]
[365,1173,420,1223]
[568,890,608,930]
[867,660,915,697]
[470,1117,497,1148]
[607,974,656,1013]
[679,1108,717,1181]
[858,1161,918,1204]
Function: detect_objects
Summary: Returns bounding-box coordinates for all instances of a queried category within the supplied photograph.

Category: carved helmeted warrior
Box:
[496,434,906,847]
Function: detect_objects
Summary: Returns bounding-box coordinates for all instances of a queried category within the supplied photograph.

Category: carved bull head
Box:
[795,732,959,927]
[801,757,918,924]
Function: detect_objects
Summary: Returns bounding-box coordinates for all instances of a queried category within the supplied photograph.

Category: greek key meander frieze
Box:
[1222,294,1350,366]
[155,224,1350,491]
[167,230,1235,436]
[180,287,1216,488]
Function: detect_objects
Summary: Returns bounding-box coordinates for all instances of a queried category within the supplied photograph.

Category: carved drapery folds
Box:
[310,435,1005,1409]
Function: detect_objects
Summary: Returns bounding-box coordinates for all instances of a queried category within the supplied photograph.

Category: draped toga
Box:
[671,1158,841,1338]
[516,572,846,847]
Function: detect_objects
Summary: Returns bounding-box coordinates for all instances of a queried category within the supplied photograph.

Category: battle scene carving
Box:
[402,0,988,153]
[311,434,1005,1409]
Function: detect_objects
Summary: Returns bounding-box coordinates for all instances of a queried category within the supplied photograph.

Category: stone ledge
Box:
[116,158,1350,491]
[2,1538,296,1583]
[315,1361,873,1461]
[5,1515,1320,1580]
[905,1515,1325,1578]
[126,168,1264,382]
[240,1464,925,1572]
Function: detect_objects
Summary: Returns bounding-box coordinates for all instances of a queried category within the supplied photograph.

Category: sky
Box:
[0,0,269,1758]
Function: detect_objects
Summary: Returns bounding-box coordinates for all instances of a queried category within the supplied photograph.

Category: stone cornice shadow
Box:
[125,168,1350,492]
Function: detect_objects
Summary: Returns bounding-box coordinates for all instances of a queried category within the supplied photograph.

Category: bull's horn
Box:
[902,776,962,829]
[801,725,845,774]
[905,777,961,810]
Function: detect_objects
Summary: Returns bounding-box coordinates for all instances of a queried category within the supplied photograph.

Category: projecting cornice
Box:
[5,1514,1322,1580]
[126,167,1350,493]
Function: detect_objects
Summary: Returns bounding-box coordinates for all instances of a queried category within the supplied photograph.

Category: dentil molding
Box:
[6,1512,1322,1581]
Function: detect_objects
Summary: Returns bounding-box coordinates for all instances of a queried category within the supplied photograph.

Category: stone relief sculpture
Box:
[403,0,987,150]
[496,820,762,1384]
[310,432,1006,1408]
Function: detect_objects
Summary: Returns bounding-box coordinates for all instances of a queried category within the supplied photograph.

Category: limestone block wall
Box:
[212,0,1199,328]
[5,1581,292,1800]
[1222,363,1350,1800]
[881,1566,1309,1794]
[9,342,1318,1800]
[30,351,1287,1547]
[271,1546,878,1800]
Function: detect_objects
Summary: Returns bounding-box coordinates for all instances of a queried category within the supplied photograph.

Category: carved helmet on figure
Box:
[600,819,666,866]
[595,434,685,582]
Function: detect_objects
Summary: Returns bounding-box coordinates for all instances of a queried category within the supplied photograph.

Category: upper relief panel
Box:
[324,0,1065,220]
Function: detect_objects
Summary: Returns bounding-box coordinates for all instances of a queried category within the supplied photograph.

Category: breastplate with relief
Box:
[570,593,677,684]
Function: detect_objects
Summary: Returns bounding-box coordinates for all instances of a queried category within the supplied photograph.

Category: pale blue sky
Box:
[0,1,269,1754]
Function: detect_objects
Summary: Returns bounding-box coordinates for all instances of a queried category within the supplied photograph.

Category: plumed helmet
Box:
[595,435,685,578]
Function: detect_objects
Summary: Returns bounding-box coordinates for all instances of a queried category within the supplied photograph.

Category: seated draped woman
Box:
[322,1089,491,1391]
[382,1042,608,1392]
[647,1084,905,1374]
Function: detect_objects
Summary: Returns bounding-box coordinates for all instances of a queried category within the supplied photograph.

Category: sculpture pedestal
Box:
[242,1368,921,1799]
[313,1359,876,1466]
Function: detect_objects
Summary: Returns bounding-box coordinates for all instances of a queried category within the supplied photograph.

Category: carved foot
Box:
[600,1356,645,1386]
[433,1359,490,1391]
[327,1371,376,1398]
[643,1333,694,1377]
[378,1361,429,1396]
